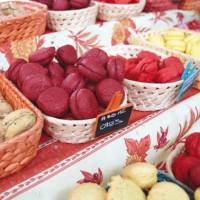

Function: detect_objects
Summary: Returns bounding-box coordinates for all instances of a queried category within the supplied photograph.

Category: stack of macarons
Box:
[125,51,184,83]
[6,46,125,120]
[69,162,191,200]
[0,92,36,142]
[172,132,200,191]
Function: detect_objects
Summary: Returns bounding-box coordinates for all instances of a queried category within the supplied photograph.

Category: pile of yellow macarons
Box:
[147,29,200,58]
[68,162,199,200]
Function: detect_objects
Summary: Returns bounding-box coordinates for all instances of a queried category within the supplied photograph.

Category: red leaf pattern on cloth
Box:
[154,127,169,151]
[68,29,103,55]
[150,12,173,25]
[125,135,151,163]
[176,12,184,26]
[77,168,103,185]
[167,107,200,150]
[36,37,45,49]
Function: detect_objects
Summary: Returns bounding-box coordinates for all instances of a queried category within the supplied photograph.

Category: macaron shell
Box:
[2,109,36,140]
[78,58,107,82]
[107,176,146,200]
[81,48,109,66]
[107,56,125,82]
[70,89,99,120]
[122,162,157,189]
[147,182,190,200]
[96,78,124,106]
[68,183,106,200]
[37,87,69,117]
[21,74,52,102]
[29,47,55,66]
[6,59,27,83]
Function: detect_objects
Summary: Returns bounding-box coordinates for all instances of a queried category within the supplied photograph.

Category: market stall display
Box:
[0,73,43,178]
[0,0,47,44]
[0,3,199,200]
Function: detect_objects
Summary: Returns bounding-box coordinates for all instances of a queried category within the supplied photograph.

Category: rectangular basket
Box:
[0,73,44,178]
[0,0,47,44]
[130,28,200,89]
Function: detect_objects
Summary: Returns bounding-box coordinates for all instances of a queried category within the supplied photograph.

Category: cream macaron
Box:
[2,108,36,139]
[68,183,106,200]
[195,187,200,200]
[107,175,146,200]
[147,182,189,200]
[122,162,157,189]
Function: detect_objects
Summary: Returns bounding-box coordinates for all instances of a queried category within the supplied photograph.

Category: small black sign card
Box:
[94,103,133,137]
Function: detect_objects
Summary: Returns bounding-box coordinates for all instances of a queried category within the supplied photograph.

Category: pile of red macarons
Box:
[35,0,91,11]
[172,132,200,190]
[6,46,125,120]
[125,51,184,83]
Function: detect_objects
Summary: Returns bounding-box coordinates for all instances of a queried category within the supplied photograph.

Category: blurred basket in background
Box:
[0,0,47,44]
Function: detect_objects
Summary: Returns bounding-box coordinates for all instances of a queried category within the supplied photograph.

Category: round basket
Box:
[102,45,183,111]
[95,0,146,21]
[44,88,128,144]
[0,0,47,44]
[47,3,98,31]
[166,143,185,178]
[0,74,44,178]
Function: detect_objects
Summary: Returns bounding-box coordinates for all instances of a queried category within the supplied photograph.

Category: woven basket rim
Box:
[124,78,183,87]
[0,0,47,23]
[0,73,44,150]
[95,0,143,6]
[45,87,128,125]
[48,2,97,14]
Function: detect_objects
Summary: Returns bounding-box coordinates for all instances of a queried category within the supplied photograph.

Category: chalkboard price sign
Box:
[94,103,133,137]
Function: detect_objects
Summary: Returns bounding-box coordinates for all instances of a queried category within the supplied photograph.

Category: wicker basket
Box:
[134,28,200,89]
[0,73,44,178]
[0,0,47,44]
[95,0,146,21]
[102,45,183,111]
[44,88,128,144]
[47,3,98,31]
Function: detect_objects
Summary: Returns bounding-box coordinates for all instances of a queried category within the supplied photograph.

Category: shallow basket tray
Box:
[47,3,98,31]
[103,45,183,111]
[95,0,146,21]
[0,73,44,178]
[44,88,128,144]
[135,28,200,89]
[0,0,47,44]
